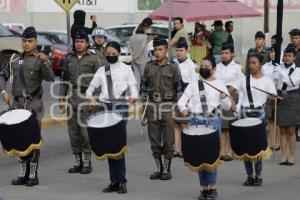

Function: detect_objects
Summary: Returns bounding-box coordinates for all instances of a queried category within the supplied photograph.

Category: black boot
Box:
[11,161,29,185]
[80,152,92,174]
[150,157,163,180]
[243,176,254,186]
[160,158,172,180]
[117,182,127,194]
[68,153,82,173]
[102,183,119,193]
[26,161,39,186]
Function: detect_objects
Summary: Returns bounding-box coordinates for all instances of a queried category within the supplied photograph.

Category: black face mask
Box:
[106,56,118,64]
[284,63,293,68]
[200,68,211,79]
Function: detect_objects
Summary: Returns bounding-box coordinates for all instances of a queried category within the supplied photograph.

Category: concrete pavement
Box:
[0,120,300,200]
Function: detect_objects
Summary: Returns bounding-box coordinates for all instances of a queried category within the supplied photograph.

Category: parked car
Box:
[0,24,22,71]
[106,23,169,43]
[2,23,25,33]
[38,31,68,46]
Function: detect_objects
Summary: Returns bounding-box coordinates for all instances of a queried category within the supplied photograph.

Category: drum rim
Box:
[0,109,33,125]
[86,111,123,128]
[231,117,262,127]
[183,125,216,136]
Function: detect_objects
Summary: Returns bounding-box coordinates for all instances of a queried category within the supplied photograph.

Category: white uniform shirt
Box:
[262,61,279,81]
[174,58,197,84]
[275,63,300,91]
[214,60,244,90]
[178,79,232,114]
[86,62,138,102]
[237,75,277,110]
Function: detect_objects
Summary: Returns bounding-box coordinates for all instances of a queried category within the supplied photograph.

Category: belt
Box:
[149,96,174,103]
[277,89,299,95]
[193,109,217,118]
[243,105,265,110]
[14,87,42,102]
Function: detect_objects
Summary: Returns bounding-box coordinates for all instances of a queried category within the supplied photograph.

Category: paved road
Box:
[0,120,300,200]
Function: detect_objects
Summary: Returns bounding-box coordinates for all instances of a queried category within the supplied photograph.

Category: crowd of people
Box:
[1,10,300,200]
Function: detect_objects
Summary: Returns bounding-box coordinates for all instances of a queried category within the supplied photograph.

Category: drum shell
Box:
[182,128,220,171]
[0,111,42,157]
[229,120,267,157]
[87,118,127,160]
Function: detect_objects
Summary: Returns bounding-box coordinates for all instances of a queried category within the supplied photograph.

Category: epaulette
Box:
[87,49,96,55]
[146,60,155,64]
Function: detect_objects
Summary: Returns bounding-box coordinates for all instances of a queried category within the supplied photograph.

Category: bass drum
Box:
[229,117,271,162]
[182,125,221,172]
[0,109,42,157]
[86,111,128,160]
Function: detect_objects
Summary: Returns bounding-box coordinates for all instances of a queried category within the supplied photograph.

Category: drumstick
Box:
[252,86,284,100]
[273,97,278,161]
[202,80,233,100]
[140,96,149,136]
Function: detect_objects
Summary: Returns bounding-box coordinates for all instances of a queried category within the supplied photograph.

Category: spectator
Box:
[170,17,189,59]
[129,22,152,91]
[71,10,97,50]
[210,20,229,64]
[225,21,234,44]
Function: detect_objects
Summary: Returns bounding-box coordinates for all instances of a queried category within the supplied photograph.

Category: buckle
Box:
[25,94,32,101]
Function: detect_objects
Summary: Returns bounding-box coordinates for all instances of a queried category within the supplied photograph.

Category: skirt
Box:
[277,92,300,126]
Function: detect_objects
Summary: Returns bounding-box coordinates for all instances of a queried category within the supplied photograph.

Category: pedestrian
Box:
[0,26,54,186]
[214,42,243,161]
[234,53,276,186]
[71,10,97,50]
[91,27,108,66]
[210,20,229,64]
[86,41,138,194]
[129,22,152,91]
[59,31,100,174]
[173,37,197,158]
[246,31,270,73]
[177,56,232,200]
[275,45,300,166]
[140,37,183,180]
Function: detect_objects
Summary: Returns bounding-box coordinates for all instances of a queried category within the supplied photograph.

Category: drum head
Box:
[0,109,32,125]
[183,125,216,136]
[232,118,262,127]
[87,112,122,128]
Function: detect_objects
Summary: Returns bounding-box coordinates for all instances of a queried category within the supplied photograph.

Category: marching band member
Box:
[235,54,276,186]
[173,37,197,158]
[0,26,54,186]
[86,41,138,194]
[178,56,232,200]
[140,37,183,181]
[262,45,281,151]
[274,45,300,166]
[214,42,243,161]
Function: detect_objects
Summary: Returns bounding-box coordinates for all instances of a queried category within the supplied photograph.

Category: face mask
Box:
[284,63,293,68]
[200,68,211,79]
[106,56,118,64]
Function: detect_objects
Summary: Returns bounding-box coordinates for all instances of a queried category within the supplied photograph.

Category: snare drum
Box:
[86,112,128,160]
[229,118,271,162]
[0,109,42,157]
[181,125,221,172]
